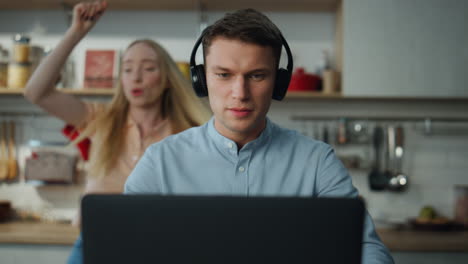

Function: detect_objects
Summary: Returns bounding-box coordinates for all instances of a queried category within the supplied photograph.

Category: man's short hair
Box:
[202,9,283,66]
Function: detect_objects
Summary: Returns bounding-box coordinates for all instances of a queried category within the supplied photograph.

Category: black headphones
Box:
[189,33,294,101]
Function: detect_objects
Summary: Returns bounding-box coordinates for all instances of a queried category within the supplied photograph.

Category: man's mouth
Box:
[229,108,253,117]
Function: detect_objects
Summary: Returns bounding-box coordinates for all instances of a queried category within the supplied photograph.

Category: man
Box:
[125,9,394,264]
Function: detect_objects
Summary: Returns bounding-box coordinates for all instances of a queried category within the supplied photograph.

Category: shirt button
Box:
[238,166,245,172]
[227,142,234,149]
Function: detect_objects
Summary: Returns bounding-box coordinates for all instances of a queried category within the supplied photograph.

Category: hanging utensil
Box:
[382,125,395,188]
[0,122,8,181]
[388,125,408,191]
[322,124,329,144]
[7,121,18,181]
[368,125,387,191]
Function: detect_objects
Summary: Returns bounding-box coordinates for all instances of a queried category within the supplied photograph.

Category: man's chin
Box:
[226,120,264,135]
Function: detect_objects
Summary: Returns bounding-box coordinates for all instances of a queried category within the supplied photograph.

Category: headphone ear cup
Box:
[190,65,208,97]
[272,68,292,101]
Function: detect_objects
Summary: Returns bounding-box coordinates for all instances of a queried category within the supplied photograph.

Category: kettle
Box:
[288,68,321,91]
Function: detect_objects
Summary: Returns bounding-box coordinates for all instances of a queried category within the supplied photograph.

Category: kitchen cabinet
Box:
[0,221,78,264]
[0,0,340,12]
[0,245,72,264]
[343,0,468,97]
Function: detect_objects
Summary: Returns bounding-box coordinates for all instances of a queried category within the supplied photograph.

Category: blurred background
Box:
[0,0,467,263]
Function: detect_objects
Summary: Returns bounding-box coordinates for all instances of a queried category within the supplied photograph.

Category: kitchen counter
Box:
[0,221,79,245]
[1,221,467,251]
[376,229,468,252]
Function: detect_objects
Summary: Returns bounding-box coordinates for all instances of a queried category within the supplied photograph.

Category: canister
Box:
[7,62,31,89]
[12,34,31,63]
[322,70,340,94]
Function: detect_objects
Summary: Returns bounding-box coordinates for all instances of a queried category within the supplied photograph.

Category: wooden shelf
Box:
[0,0,341,12]
[3,88,467,101]
[59,88,115,95]
[0,88,341,98]
[0,87,114,96]
[285,91,342,99]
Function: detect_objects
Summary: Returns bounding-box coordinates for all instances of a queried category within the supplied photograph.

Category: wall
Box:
[343,0,468,97]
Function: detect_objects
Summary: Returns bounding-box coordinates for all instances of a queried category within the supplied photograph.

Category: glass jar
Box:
[12,34,31,63]
[7,62,31,89]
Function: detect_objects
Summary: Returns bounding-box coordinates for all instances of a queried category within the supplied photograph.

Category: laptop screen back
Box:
[82,195,364,264]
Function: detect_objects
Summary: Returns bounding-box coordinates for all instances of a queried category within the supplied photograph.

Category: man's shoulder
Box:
[271,121,330,151]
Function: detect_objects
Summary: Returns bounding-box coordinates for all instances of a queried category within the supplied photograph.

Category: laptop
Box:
[82,195,364,264]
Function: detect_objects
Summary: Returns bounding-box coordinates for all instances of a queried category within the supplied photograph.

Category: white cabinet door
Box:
[343,0,468,97]
[0,244,72,264]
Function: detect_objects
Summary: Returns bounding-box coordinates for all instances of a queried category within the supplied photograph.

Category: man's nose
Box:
[231,76,249,100]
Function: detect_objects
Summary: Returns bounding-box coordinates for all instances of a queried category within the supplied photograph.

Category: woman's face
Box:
[121,42,166,108]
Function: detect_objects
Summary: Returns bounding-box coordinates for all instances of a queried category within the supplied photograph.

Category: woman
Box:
[24,2,210,262]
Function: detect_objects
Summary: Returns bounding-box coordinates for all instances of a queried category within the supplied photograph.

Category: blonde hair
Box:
[76,39,211,179]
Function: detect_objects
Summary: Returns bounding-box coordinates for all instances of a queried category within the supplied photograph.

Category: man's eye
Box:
[123,68,132,73]
[216,73,230,78]
[250,74,266,81]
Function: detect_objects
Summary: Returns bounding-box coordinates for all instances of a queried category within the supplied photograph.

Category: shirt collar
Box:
[207,116,273,152]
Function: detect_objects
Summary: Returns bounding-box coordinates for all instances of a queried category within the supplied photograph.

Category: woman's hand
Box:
[70,1,107,38]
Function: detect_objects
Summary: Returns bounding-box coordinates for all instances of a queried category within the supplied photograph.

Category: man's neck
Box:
[214,118,267,150]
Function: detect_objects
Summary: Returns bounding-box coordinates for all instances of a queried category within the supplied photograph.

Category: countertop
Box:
[0,221,79,245]
[377,228,468,252]
[0,221,467,251]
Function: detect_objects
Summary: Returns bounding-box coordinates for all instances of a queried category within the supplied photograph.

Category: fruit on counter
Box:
[418,206,436,220]
[416,205,450,225]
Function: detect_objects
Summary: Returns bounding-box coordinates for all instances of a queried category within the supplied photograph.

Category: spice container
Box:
[7,62,31,89]
[323,70,340,94]
[12,34,31,63]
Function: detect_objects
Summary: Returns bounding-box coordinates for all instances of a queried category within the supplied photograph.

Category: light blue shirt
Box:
[125,117,394,264]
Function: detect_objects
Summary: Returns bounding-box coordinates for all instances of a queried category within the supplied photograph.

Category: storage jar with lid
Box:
[12,34,31,63]
[7,62,31,89]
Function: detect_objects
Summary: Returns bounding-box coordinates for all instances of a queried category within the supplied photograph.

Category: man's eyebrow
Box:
[210,66,271,74]
[211,65,231,71]
[247,68,270,73]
